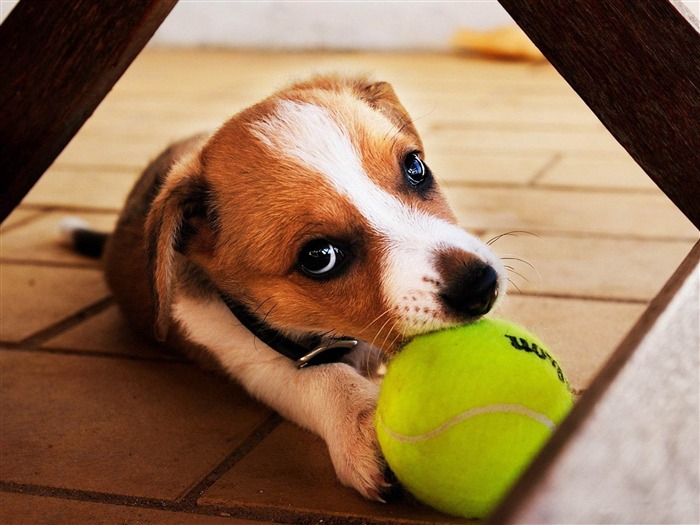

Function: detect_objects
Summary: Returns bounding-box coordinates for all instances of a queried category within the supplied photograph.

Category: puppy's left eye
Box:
[403,152,429,187]
[298,239,348,278]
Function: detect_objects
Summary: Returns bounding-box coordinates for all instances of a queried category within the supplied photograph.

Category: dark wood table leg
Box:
[0,0,178,222]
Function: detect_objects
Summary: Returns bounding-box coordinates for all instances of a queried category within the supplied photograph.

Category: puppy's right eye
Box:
[403,152,427,186]
[298,239,348,278]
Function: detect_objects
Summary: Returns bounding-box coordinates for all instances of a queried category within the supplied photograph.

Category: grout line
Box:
[529,182,660,195]
[0,210,46,234]
[437,148,643,161]
[0,479,433,525]
[0,469,412,525]
[0,481,178,514]
[51,162,141,173]
[0,344,191,364]
[0,258,101,270]
[507,290,649,305]
[428,120,604,133]
[470,228,488,240]
[445,179,661,195]
[177,412,284,506]
[528,152,562,186]
[15,204,121,214]
[13,297,115,349]
[476,227,699,244]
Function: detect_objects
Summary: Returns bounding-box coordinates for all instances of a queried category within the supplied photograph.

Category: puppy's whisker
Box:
[364,349,372,379]
[385,114,415,145]
[261,304,276,325]
[501,256,537,272]
[487,230,539,246]
[369,322,391,352]
[501,255,541,284]
[506,278,523,294]
[505,267,531,283]
[385,108,433,150]
[360,308,394,334]
[384,321,404,354]
[376,316,402,352]
[250,300,279,352]
[364,345,386,380]
[253,296,275,317]
[370,313,397,352]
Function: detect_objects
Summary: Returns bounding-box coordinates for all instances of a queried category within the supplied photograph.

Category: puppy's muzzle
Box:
[437,250,500,318]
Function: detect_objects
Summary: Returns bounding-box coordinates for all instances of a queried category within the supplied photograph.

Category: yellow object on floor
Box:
[452,26,546,62]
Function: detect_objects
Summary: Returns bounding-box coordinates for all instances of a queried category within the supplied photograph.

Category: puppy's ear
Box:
[144,153,217,341]
[356,80,421,139]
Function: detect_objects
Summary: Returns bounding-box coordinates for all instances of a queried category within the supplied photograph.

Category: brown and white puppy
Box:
[67,75,505,500]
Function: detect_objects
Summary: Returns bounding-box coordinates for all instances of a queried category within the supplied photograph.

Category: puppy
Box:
[66,75,505,501]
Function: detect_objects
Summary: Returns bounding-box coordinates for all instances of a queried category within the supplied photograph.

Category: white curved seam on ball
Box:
[379,403,556,444]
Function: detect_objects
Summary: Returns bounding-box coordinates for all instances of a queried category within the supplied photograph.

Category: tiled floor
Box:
[1,50,697,524]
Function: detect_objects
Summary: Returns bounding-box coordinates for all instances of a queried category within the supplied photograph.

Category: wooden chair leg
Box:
[0,0,178,223]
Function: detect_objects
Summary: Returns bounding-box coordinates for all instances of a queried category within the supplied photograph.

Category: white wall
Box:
[148,1,514,51]
[0,1,514,51]
[1,1,698,51]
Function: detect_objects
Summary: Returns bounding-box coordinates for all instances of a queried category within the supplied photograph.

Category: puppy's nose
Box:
[439,258,499,318]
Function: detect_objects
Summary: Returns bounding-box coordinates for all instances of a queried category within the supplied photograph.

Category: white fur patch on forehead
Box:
[250,99,387,184]
[250,99,401,231]
[249,99,487,251]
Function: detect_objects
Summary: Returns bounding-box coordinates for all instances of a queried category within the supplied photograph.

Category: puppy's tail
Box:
[59,217,109,259]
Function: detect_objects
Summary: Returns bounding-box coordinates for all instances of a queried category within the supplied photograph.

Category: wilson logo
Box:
[504,334,567,385]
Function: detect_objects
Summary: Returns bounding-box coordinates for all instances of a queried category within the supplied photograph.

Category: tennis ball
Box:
[376,318,573,519]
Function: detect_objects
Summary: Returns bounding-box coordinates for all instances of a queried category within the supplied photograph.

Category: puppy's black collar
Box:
[219,293,358,368]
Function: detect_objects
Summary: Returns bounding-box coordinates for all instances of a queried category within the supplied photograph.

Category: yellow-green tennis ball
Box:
[376,318,573,519]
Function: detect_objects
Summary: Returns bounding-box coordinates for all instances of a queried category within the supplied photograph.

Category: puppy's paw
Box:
[326,400,395,502]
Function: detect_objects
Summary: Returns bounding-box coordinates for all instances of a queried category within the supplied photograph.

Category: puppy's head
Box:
[147,75,505,352]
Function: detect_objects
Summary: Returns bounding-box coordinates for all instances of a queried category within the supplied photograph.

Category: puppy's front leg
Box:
[172,295,389,500]
[260,358,387,501]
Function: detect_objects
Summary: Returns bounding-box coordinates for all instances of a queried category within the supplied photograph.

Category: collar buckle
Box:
[220,292,359,367]
[296,338,359,368]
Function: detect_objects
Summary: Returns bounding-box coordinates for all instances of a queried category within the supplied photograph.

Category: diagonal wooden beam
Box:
[496,0,700,230]
[0,0,178,223]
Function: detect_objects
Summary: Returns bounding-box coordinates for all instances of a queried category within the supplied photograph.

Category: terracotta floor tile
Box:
[41,305,174,360]
[56,134,166,171]
[493,295,646,390]
[63,95,229,142]
[0,492,263,525]
[447,186,697,238]
[417,94,597,129]
[431,152,552,186]
[0,209,40,232]
[55,112,219,171]
[486,234,694,301]
[199,423,463,523]
[0,351,271,500]
[424,125,623,156]
[536,154,658,191]
[0,265,109,343]
[22,167,139,210]
[0,211,117,266]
